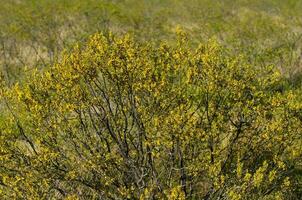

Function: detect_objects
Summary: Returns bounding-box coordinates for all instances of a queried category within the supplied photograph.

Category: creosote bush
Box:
[0,33,302,199]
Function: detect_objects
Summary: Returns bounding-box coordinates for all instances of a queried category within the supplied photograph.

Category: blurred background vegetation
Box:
[1,0,302,86]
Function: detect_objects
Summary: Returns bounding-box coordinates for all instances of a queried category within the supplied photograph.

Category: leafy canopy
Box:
[0,33,301,199]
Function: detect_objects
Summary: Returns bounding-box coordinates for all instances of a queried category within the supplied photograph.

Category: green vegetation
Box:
[0,0,302,199]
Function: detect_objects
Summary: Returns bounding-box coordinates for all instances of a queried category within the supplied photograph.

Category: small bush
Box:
[0,33,301,199]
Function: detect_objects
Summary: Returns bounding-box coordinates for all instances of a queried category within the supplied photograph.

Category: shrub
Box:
[0,33,301,199]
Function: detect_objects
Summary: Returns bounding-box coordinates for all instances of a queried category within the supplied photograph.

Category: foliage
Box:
[1,33,301,199]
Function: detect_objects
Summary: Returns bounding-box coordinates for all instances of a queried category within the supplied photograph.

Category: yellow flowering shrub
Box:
[0,33,301,199]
